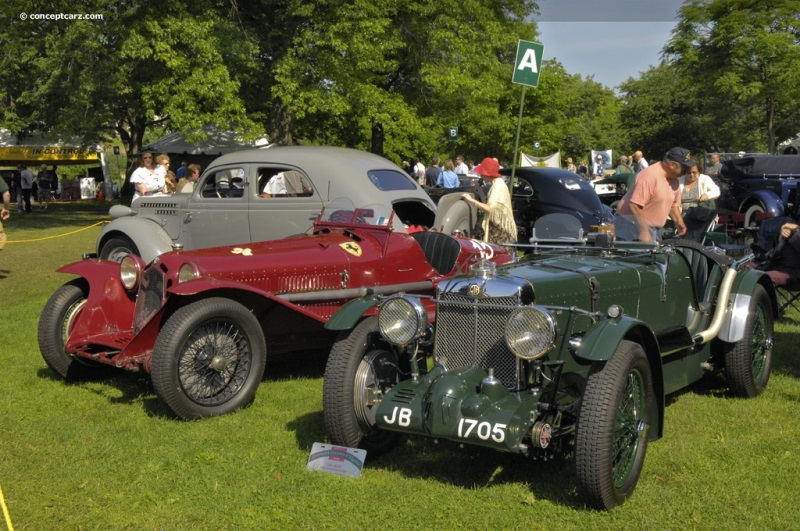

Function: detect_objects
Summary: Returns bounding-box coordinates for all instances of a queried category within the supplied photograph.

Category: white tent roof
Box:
[143,127,270,156]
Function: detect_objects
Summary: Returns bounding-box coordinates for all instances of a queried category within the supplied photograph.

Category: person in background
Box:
[156,154,176,193]
[615,155,633,174]
[19,163,34,213]
[460,157,517,244]
[176,160,188,180]
[424,156,441,187]
[613,147,693,242]
[0,173,11,249]
[437,159,460,188]
[12,164,22,210]
[454,155,469,175]
[705,152,722,181]
[36,164,53,209]
[677,156,721,241]
[130,151,162,202]
[413,158,426,185]
[593,155,605,178]
[565,157,577,173]
[576,160,589,179]
[177,164,201,193]
[678,157,720,215]
[632,150,649,173]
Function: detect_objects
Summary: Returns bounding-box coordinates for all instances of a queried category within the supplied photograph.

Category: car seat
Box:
[411,231,462,276]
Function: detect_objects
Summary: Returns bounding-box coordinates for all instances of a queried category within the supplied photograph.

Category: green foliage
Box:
[8,1,800,170]
[0,0,261,157]
[619,63,706,159]
[664,0,800,152]
[1,202,800,527]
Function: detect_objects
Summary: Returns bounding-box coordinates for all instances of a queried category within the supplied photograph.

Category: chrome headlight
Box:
[119,255,145,291]
[378,295,428,346]
[505,306,557,360]
[177,262,200,283]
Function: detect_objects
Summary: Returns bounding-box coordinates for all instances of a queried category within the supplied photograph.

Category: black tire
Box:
[575,340,654,510]
[150,297,267,420]
[37,279,104,380]
[100,235,140,262]
[323,317,402,454]
[723,284,773,397]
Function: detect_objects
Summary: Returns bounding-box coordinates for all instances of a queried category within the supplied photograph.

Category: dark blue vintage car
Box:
[718,155,800,226]
[507,166,614,240]
[425,166,613,243]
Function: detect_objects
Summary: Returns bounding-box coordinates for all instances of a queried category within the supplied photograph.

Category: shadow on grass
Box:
[35,347,329,419]
[263,349,327,382]
[286,410,584,508]
[9,201,112,229]
[772,330,800,379]
[667,328,799,404]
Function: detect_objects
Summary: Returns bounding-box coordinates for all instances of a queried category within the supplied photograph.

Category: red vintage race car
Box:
[38,198,512,420]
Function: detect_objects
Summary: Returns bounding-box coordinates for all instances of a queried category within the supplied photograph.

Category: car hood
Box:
[154,228,436,294]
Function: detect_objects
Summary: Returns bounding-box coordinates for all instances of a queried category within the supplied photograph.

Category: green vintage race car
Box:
[322,234,777,510]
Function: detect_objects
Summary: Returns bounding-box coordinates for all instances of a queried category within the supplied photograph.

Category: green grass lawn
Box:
[1,201,799,529]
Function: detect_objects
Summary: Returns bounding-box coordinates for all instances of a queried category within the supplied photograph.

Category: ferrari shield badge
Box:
[339,242,362,257]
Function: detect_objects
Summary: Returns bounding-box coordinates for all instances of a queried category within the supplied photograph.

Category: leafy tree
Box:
[666,0,800,153]
[618,62,706,160]
[0,0,260,162]
[253,0,541,163]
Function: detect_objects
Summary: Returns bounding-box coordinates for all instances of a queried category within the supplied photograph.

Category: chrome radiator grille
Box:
[133,268,165,334]
[433,291,521,389]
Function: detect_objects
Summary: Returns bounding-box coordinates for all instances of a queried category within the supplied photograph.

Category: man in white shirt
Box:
[633,151,649,173]
[261,173,287,197]
[454,155,469,175]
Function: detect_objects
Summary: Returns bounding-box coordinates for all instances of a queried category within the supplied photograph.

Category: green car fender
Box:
[324,292,381,330]
[718,267,778,342]
[572,314,665,439]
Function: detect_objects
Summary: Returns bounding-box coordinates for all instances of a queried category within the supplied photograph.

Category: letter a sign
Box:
[512,40,544,87]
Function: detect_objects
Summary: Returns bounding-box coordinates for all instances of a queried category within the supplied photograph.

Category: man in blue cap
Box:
[614,147,696,242]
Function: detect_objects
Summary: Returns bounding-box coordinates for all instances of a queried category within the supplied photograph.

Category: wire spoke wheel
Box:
[576,340,654,510]
[612,370,646,488]
[152,298,266,420]
[724,284,773,397]
[177,319,253,405]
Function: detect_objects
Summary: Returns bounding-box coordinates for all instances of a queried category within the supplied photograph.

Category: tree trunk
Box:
[370,119,384,157]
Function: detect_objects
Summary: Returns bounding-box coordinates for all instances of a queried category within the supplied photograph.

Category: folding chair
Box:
[751,215,800,315]
[715,213,750,257]
[776,284,800,314]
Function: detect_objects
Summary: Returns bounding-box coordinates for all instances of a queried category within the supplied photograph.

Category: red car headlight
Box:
[119,254,145,291]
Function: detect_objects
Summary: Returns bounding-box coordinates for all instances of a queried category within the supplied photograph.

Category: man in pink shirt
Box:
[614,147,694,242]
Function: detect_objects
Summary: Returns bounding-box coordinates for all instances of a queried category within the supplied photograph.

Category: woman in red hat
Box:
[461,158,517,244]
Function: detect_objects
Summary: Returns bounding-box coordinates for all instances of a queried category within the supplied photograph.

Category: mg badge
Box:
[468,283,482,298]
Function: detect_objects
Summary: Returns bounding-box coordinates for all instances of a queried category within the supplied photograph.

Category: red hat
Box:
[473,157,501,178]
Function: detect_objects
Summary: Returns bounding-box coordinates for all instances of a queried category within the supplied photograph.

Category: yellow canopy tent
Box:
[0,129,104,167]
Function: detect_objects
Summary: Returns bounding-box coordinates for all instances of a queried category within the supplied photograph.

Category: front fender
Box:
[573,315,657,362]
[574,315,664,439]
[433,193,478,236]
[740,190,783,218]
[58,258,120,281]
[97,217,174,264]
[324,294,381,330]
[718,267,777,342]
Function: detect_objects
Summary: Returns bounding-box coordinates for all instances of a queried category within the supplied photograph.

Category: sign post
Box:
[510,40,544,193]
